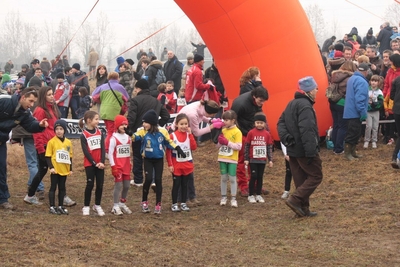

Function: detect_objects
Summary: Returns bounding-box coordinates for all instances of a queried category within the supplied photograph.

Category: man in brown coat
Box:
[87,48,99,80]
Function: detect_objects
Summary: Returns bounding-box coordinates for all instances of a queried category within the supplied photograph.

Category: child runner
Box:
[280,142,292,199]
[109,115,133,216]
[364,75,384,149]
[217,110,242,208]
[176,87,187,113]
[79,111,106,216]
[45,120,73,215]
[156,83,168,108]
[76,87,92,119]
[132,109,186,214]
[165,81,177,114]
[166,113,197,212]
[244,112,273,203]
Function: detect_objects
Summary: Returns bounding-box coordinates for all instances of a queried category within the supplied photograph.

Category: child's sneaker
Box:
[119,203,132,214]
[111,205,123,216]
[180,203,190,212]
[281,191,290,199]
[141,201,150,213]
[387,138,394,145]
[63,196,76,207]
[154,202,161,215]
[363,141,369,149]
[58,206,69,215]
[248,195,256,203]
[49,206,60,215]
[230,199,238,208]
[82,206,90,216]
[171,203,180,212]
[220,197,228,206]
[255,195,265,203]
[24,195,43,205]
[372,142,377,149]
[92,205,105,216]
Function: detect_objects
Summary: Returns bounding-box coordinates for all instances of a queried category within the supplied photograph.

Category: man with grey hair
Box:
[377,22,393,55]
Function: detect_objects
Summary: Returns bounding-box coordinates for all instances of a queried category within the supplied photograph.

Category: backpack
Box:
[155,69,166,85]
[325,82,342,102]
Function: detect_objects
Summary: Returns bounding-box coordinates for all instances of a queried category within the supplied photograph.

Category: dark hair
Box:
[64,67,72,74]
[157,83,166,93]
[147,124,159,134]
[175,113,190,127]
[141,59,150,65]
[37,86,60,119]
[21,87,38,98]
[78,110,98,129]
[78,87,89,97]
[96,65,108,80]
[251,86,268,100]
[222,110,237,121]
[166,80,174,86]
[35,67,42,72]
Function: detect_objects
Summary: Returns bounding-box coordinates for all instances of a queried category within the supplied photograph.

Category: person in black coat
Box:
[321,36,336,55]
[277,76,322,218]
[145,59,164,97]
[377,22,393,55]
[362,28,377,46]
[163,51,183,94]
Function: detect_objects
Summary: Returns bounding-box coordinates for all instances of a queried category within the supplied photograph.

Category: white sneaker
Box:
[363,141,369,149]
[281,191,290,199]
[171,203,180,212]
[93,205,105,216]
[220,197,227,206]
[248,195,256,203]
[82,206,90,216]
[119,203,132,214]
[24,195,43,205]
[372,142,377,149]
[111,205,123,216]
[63,196,76,207]
[255,195,265,203]
[230,199,238,208]
[130,180,143,187]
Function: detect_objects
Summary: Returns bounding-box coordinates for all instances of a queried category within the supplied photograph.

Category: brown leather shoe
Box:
[0,202,15,210]
[391,160,399,169]
[302,207,317,217]
[285,199,305,217]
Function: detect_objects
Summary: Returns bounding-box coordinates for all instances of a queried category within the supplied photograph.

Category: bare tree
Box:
[305,4,326,46]
[54,18,74,60]
[75,23,94,65]
[3,12,24,60]
[384,3,400,27]
[94,12,113,63]
[165,23,184,58]
[330,18,340,39]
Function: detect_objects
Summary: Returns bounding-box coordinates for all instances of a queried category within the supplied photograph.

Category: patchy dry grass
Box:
[2,137,400,266]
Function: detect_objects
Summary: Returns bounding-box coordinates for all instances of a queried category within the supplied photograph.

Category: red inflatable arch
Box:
[175,0,331,140]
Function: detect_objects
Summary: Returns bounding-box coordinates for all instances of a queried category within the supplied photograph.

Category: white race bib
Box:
[219,145,233,156]
[177,98,186,106]
[56,149,70,164]
[87,136,101,150]
[116,144,130,158]
[253,146,266,158]
[175,149,192,162]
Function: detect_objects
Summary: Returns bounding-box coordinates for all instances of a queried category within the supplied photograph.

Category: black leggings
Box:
[49,174,67,207]
[284,159,292,191]
[171,174,190,204]
[84,166,104,206]
[142,158,164,203]
[28,153,48,197]
[249,163,265,196]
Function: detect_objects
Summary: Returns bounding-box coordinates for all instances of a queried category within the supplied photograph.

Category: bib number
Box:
[176,149,192,162]
[177,98,186,106]
[56,150,70,164]
[116,144,130,158]
[253,146,266,158]
[219,145,233,156]
[87,136,101,150]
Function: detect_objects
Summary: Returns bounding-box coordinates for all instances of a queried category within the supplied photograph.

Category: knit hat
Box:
[135,79,149,90]
[298,76,317,92]
[56,72,65,79]
[54,119,67,133]
[1,74,11,84]
[390,54,400,68]
[72,63,80,70]
[254,113,266,123]
[21,64,29,69]
[368,27,373,35]
[142,110,159,125]
[29,76,42,87]
[334,51,343,58]
[116,56,125,65]
[125,58,134,66]
[114,115,128,131]
[16,77,25,85]
[186,52,194,59]
[334,43,344,52]
[194,54,204,63]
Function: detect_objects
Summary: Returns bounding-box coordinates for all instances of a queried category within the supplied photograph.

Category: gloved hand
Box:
[307,157,314,165]
[218,134,229,146]
[111,166,121,179]
[124,127,132,136]
[360,114,367,121]
[212,118,224,129]
[175,146,186,158]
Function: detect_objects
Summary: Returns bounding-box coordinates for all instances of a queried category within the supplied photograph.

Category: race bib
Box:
[87,136,101,150]
[253,146,266,158]
[116,144,130,158]
[177,98,186,106]
[175,149,192,162]
[219,145,233,156]
[56,149,70,164]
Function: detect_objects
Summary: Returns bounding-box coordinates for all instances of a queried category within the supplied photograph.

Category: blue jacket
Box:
[343,72,369,119]
[0,94,44,143]
[133,127,176,159]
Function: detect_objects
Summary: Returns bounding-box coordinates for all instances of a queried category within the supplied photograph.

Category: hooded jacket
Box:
[343,71,369,119]
[231,91,263,136]
[377,26,393,54]
[330,70,353,104]
[32,103,59,154]
[146,60,164,97]
[163,55,183,92]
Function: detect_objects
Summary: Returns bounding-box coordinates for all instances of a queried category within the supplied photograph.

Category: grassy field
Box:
[1,137,400,266]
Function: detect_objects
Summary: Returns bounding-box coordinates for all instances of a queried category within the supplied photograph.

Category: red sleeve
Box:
[194,70,210,92]
[189,133,197,150]
[32,107,47,153]
[166,133,174,166]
